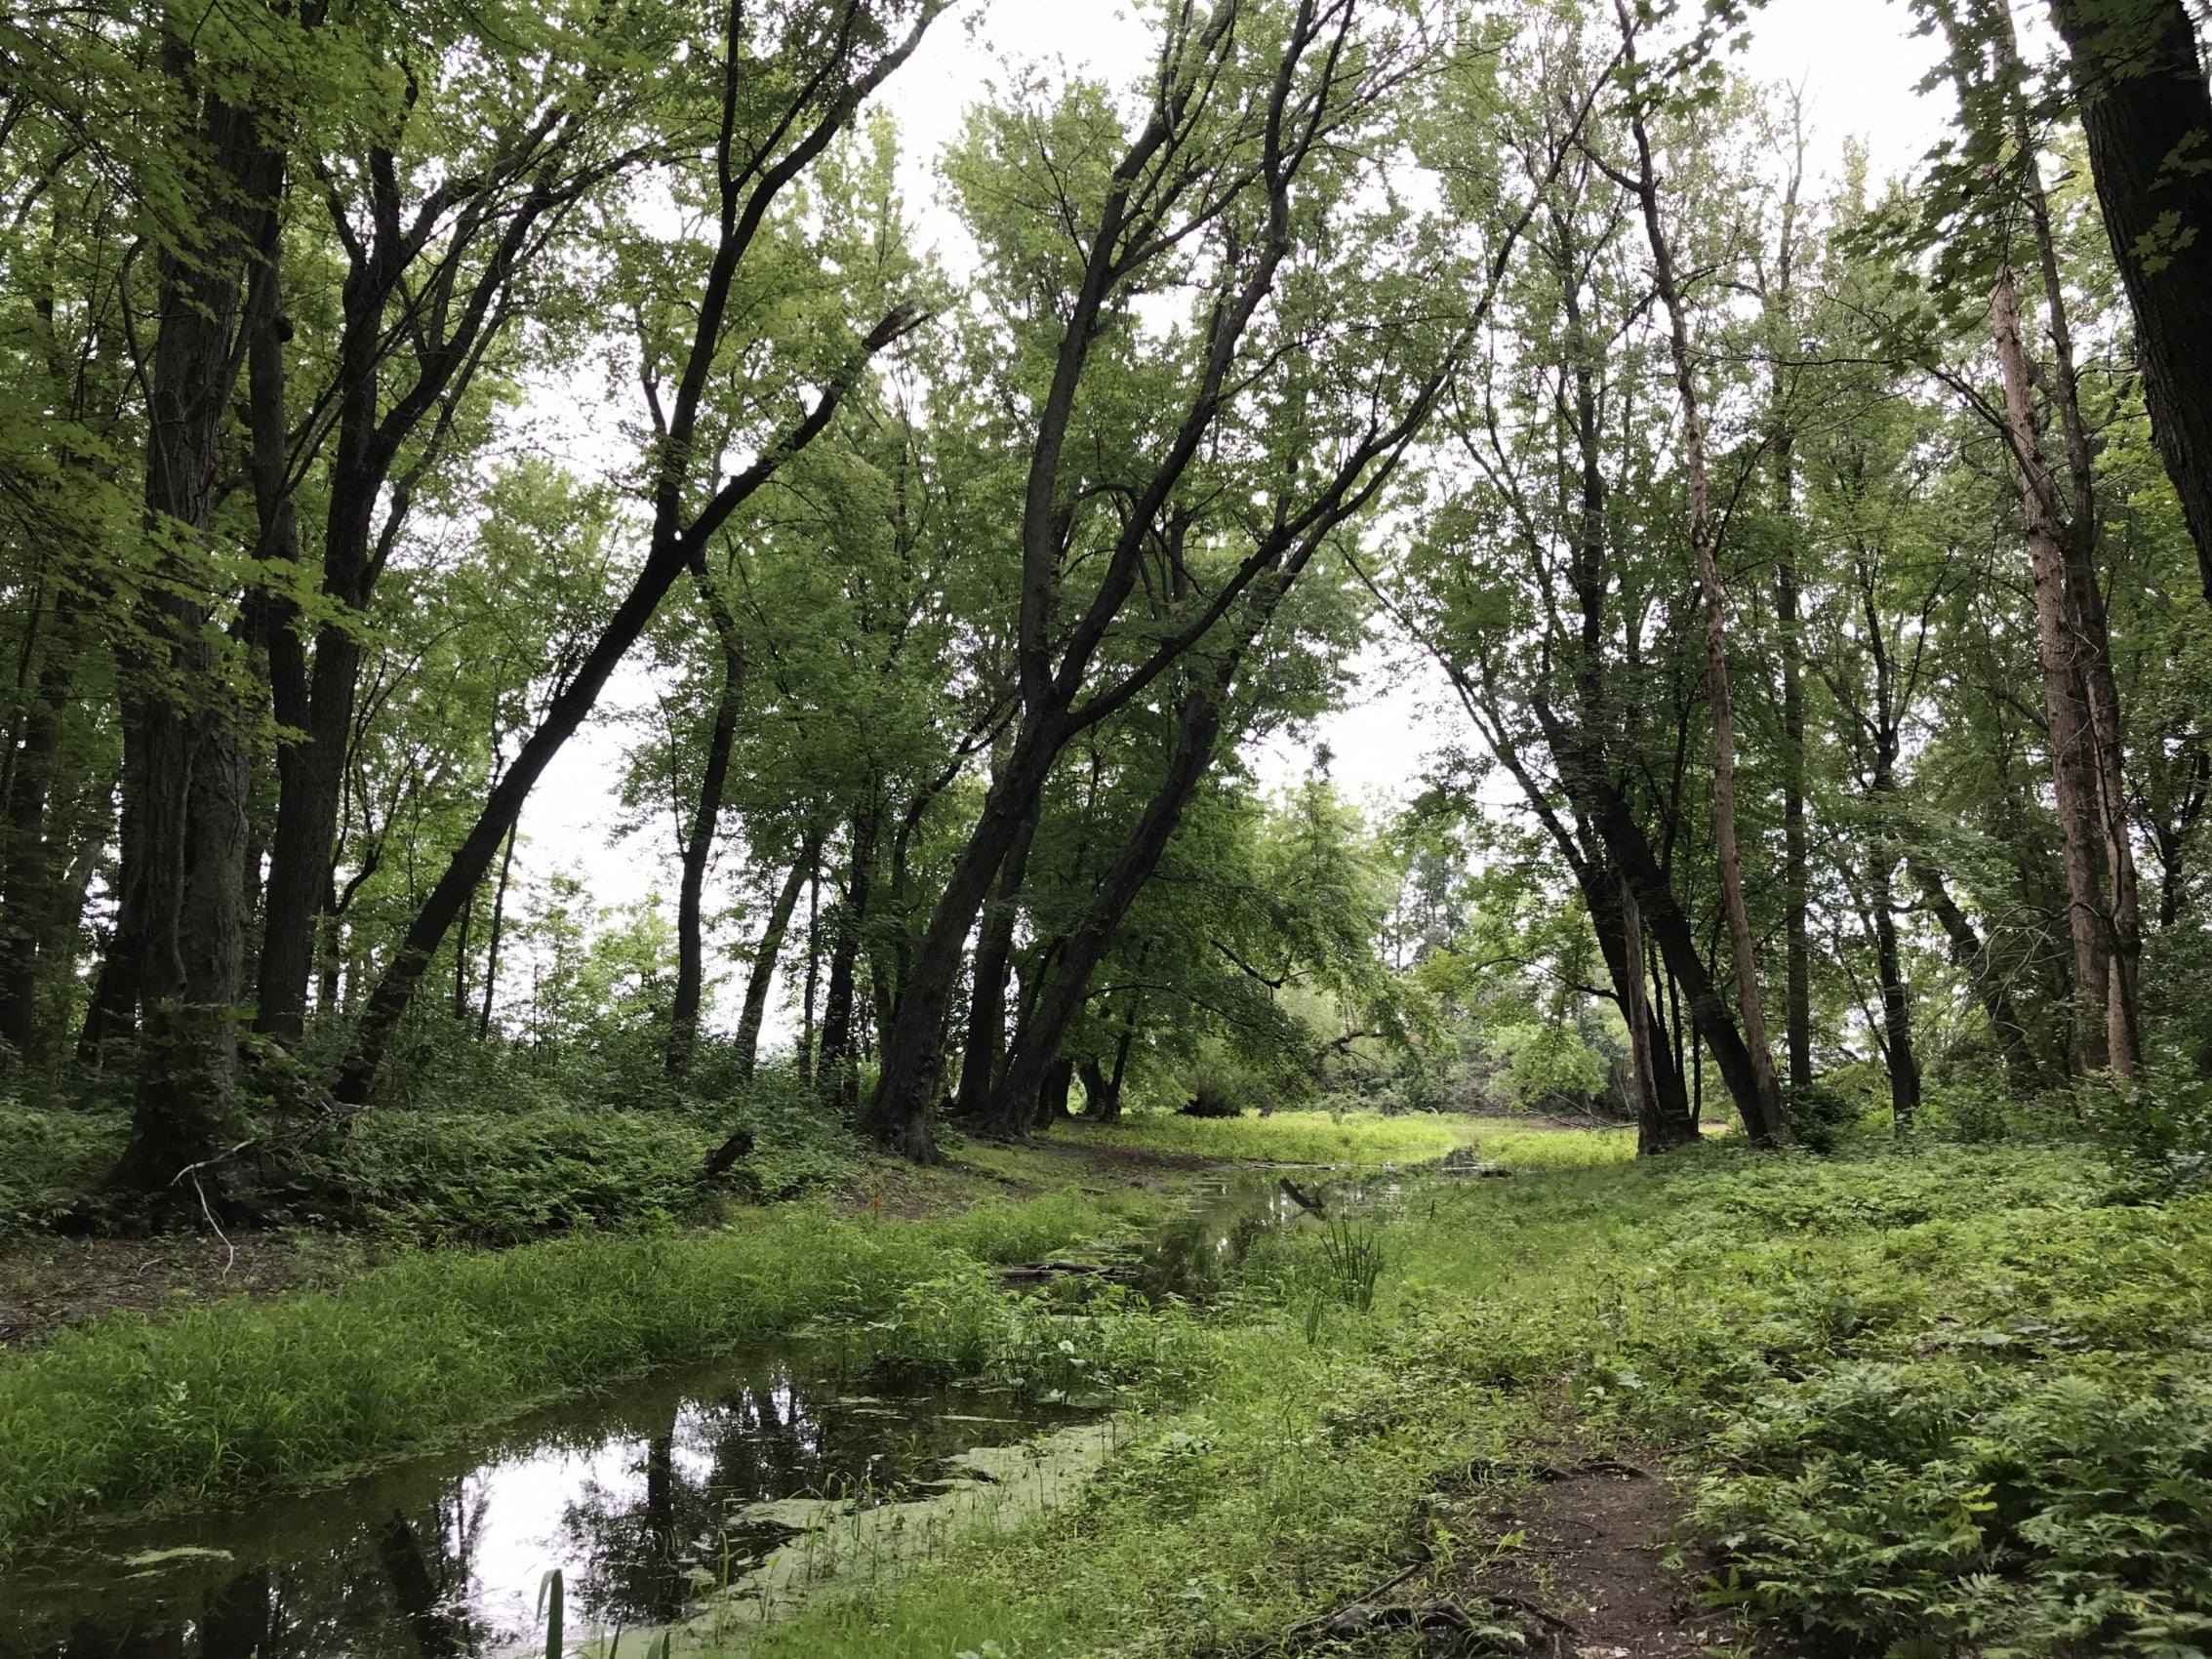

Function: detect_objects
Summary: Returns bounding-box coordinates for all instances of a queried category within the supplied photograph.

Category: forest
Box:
[3,0,2212,1653]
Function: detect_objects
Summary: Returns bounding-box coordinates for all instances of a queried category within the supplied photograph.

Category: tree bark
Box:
[1870,870,1921,1126]
[1990,264,2125,1075]
[1777,485,1812,1094]
[732,832,818,1084]
[110,63,275,1192]
[1596,784,1775,1138]
[797,856,822,1089]
[666,566,747,1079]
[1624,60,1787,1142]
[475,821,516,1040]
[1910,856,2046,1094]
[986,683,1226,1139]
[818,804,880,1114]
[953,805,1037,1119]
[2046,0,2212,603]
[0,599,79,1055]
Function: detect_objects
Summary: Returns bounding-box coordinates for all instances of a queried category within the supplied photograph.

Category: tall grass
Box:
[0,1190,1147,1555]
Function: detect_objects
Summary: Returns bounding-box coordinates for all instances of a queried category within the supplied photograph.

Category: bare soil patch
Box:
[1443,1452,1742,1656]
[1246,1450,1749,1658]
[0,1231,375,1352]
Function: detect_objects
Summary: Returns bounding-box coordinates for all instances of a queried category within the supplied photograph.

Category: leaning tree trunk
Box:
[1910,856,2047,1094]
[986,683,1225,1139]
[1596,785,1774,1138]
[817,805,880,1115]
[732,833,819,1085]
[1627,74,1786,1143]
[952,807,1037,1119]
[1619,874,1698,1153]
[333,309,911,1105]
[2047,0,2212,604]
[0,604,79,1055]
[666,584,746,1079]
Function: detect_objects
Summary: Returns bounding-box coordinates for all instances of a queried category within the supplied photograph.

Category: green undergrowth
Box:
[0,1101,125,1243]
[316,1098,856,1245]
[0,1188,1156,1557]
[704,1136,2212,1659]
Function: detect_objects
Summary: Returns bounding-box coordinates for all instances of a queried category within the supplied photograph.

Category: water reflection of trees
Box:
[18,1363,1053,1659]
[24,1480,487,1659]
[558,1367,1018,1628]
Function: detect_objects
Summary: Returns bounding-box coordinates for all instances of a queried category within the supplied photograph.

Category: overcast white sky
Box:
[510,0,1953,1019]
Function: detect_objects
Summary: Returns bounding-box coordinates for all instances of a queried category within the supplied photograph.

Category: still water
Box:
[1,1175,1317,1658]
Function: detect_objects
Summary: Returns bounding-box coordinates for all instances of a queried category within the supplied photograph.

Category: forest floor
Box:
[11,1116,2203,1658]
[0,1108,1495,1347]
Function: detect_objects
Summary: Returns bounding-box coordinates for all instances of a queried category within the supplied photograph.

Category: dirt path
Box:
[1448,1452,1742,1656]
[1246,1449,1748,1658]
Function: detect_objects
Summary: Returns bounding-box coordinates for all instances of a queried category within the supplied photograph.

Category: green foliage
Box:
[310,1108,712,1246]
[867,1275,1215,1402]
[0,1188,1146,1555]
[0,1102,124,1242]
[2086,1067,2212,1199]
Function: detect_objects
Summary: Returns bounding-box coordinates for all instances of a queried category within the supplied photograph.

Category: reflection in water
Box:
[2,1173,1315,1659]
[1,1354,1091,1659]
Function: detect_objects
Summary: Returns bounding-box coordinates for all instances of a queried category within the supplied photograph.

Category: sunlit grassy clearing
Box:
[1048,1109,1637,1170]
[1051,1108,1473,1165]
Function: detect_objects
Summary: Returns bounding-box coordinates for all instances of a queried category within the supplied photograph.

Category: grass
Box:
[14,1112,2202,1658]
[687,1134,2212,1659]
[0,1187,1159,1556]
[1051,1107,1477,1165]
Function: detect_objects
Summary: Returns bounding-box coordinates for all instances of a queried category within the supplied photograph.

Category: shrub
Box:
[1180,1078,1245,1118]
[306,1108,712,1245]
[2086,1065,2212,1198]
[0,1102,125,1242]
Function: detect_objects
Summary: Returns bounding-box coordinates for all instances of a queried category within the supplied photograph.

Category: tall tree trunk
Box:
[1625,65,1787,1142]
[1033,1054,1074,1127]
[818,805,880,1115]
[1620,873,1697,1152]
[797,857,821,1090]
[0,601,79,1055]
[475,821,516,1040]
[864,723,1062,1156]
[1596,785,1775,1138]
[987,683,1225,1138]
[732,832,818,1084]
[1990,264,2121,1074]
[1076,1054,1116,1121]
[1869,867,1921,1126]
[2046,0,2212,602]
[953,806,1037,1119]
[667,577,746,1079]
[1777,491,1812,1094]
[110,67,275,1192]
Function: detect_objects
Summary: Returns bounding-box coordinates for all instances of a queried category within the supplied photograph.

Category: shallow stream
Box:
[1,1173,1323,1658]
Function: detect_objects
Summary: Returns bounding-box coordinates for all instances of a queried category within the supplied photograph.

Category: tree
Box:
[334,0,941,1103]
